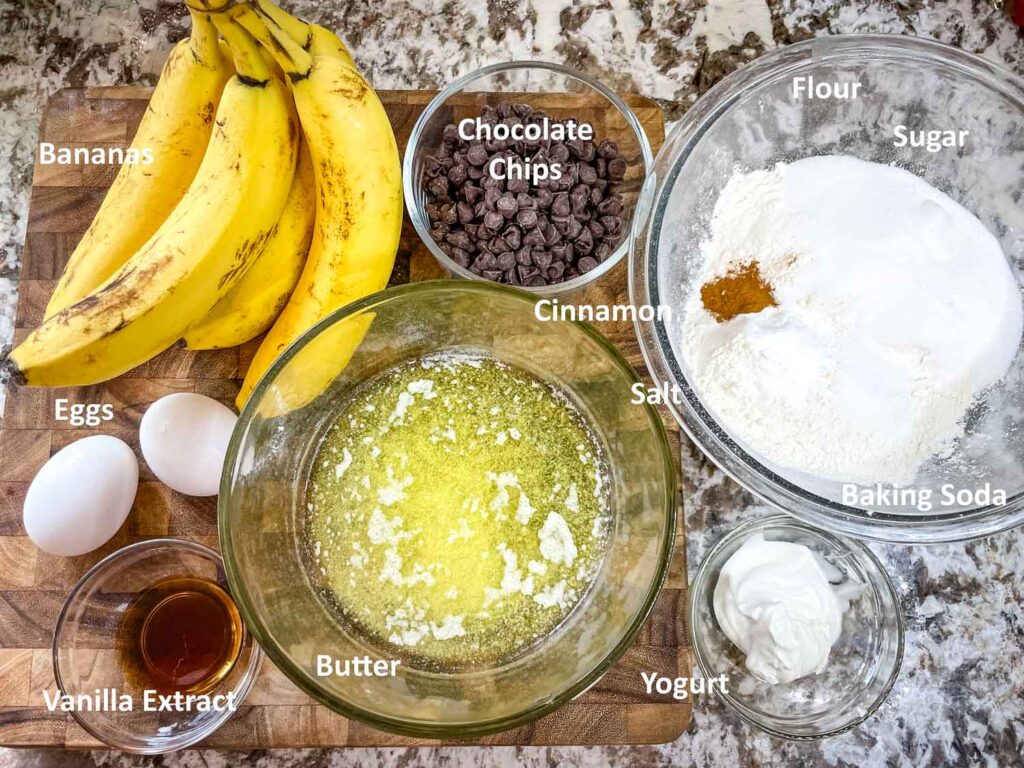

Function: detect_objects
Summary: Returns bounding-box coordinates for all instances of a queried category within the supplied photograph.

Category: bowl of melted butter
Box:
[219,280,676,737]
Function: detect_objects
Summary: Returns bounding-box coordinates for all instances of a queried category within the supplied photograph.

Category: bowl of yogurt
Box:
[689,515,904,740]
[629,35,1024,543]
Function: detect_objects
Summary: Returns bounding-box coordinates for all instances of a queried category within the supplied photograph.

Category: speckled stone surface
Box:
[1,1,1022,766]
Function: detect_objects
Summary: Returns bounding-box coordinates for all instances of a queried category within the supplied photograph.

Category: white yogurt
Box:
[713,533,860,685]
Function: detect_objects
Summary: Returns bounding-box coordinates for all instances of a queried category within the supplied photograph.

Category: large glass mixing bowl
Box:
[630,36,1024,543]
[219,280,676,737]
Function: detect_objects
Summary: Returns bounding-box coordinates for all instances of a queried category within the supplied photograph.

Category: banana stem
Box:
[228,2,313,80]
[213,15,273,82]
[187,9,224,65]
[251,0,313,50]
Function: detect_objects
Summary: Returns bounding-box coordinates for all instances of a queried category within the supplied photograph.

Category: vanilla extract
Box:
[117,576,243,695]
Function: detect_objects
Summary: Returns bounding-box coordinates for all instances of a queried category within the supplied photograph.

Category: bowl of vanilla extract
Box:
[52,539,261,753]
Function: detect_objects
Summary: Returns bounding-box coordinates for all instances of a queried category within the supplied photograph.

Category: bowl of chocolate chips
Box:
[404,62,654,295]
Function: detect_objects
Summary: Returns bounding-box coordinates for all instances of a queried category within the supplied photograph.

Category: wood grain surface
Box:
[0,87,688,748]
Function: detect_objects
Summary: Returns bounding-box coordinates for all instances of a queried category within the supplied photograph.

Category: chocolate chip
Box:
[597,139,619,159]
[524,274,548,286]
[507,177,530,194]
[442,124,459,143]
[483,210,504,230]
[608,157,627,181]
[543,223,560,245]
[446,230,472,250]
[516,247,533,266]
[447,164,467,186]
[524,226,546,247]
[574,227,594,254]
[551,193,571,217]
[467,142,489,166]
[457,201,475,224]
[536,189,554,209]
[597,196,622,216]
[496,193,518,217]
[600,215,623,236]
[570,184,589,215]
[497,251,516,270]
[579,164,598,185]
[516,209,538,229]
[473,252,498,271]
[450,247,471,267]
[549,143,570,163]
[516,193,537,210]
[502,226,522,250]
[482,269,503,281]
[578,256,599,273]
[533,250,553,270]
[428,177,449,198]
[517,264,539,282]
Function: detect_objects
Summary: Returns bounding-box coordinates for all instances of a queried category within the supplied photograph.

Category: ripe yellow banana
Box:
[183,141,314,350]
[45,11,233,319]
[7,24,298,387]
[250,0,357,68]
[231,7,402,413]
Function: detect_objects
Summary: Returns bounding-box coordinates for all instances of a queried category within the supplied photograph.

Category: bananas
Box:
[8,22,298,387]
[183,141,314,350]
[251,0,357,68]
[231,4,402,411]
[7,2,401,403]
[44,10,233,319]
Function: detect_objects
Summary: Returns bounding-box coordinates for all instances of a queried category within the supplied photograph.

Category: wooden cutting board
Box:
[0,87,689,748]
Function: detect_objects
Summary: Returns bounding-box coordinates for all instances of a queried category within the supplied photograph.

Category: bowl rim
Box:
[688,514,906,741]
[628,33,1024,544]
[402,59,655,298]
[52,537,263,754]
[219,278,678,738]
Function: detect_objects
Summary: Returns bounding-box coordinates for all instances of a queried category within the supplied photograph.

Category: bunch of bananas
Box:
[7,0,403,413]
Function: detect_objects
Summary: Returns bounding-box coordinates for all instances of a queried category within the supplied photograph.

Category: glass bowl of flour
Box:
[630,35,1024,543]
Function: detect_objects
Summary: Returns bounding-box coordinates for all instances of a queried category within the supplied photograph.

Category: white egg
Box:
[140,393,238,496]
[23,435,138,556]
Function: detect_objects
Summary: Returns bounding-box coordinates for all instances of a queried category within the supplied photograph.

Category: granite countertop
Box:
[1,1,1022,766]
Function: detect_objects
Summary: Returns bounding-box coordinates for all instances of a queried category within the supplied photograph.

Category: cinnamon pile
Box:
[700,262,776,322]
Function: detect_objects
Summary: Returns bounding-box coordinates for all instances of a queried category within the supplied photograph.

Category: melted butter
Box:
[305,353,611,669]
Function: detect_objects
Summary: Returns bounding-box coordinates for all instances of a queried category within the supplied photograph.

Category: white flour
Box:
[681,155,1023,486]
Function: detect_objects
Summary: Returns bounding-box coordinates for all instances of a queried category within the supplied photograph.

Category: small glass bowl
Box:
[404,61,654,298]
[53,539,262,754]
[689,515,904,740]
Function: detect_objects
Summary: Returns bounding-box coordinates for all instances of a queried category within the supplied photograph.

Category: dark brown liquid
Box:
[118,577,243,694]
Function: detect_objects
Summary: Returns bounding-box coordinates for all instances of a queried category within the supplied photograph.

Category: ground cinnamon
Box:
[700,262,776,322]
